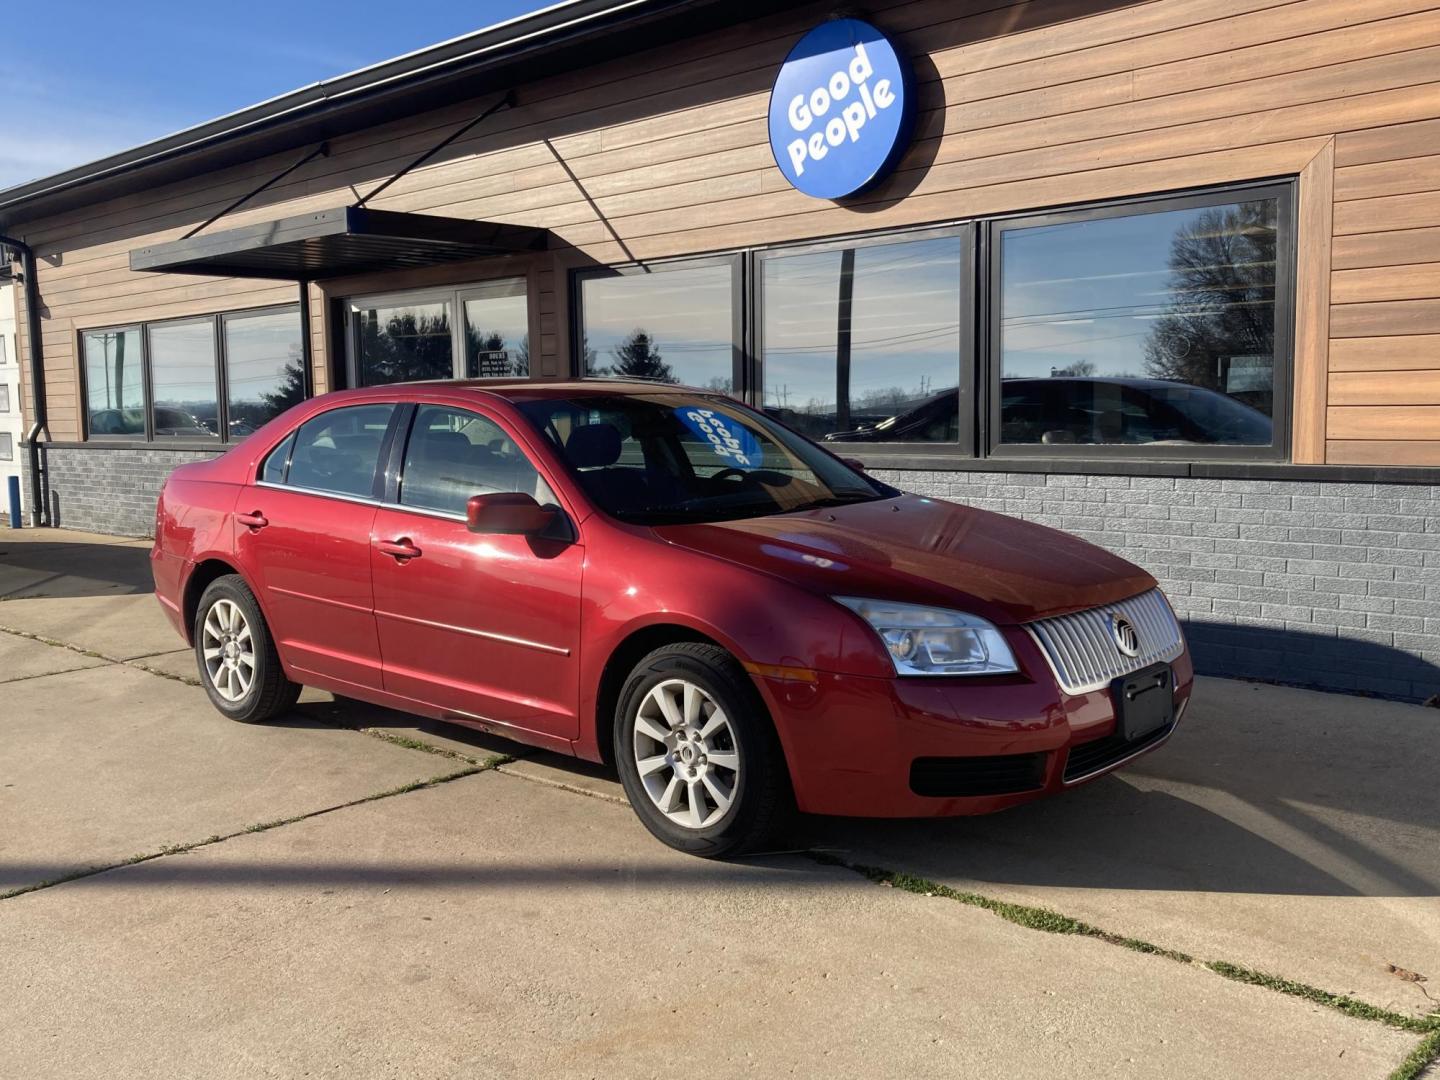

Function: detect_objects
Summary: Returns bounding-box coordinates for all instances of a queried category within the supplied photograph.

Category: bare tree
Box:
[1142,201,1277,398]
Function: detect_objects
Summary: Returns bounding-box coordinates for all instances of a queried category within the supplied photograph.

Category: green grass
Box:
[814,849,1440,1078]
[811,852,1192,962]
[1206,961,1434,1034]
[1389,1028,1440,1080]
[356,728,486,764]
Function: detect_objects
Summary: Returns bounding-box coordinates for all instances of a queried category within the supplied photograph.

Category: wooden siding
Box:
[7,0,1440,464]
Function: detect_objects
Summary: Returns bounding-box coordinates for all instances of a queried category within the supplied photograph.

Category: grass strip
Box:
[0,624,201,685]
[0,758,510,902]
[1207,962,1437,1034]
[1389,1028,1440,1080]
[355,728,484,764]
[814,849,1440,1067]
[0,624,116,662]
[809,852,1192,963]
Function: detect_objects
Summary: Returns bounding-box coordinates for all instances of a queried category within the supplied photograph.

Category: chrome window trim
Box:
[255,479,381,509]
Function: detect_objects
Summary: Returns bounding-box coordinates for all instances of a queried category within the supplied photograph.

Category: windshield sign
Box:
[676,407,763,470]
[521,394,891,525]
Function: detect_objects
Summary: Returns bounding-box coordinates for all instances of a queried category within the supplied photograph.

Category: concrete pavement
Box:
[1,525,1437,1078]
[0,773,1417,1080]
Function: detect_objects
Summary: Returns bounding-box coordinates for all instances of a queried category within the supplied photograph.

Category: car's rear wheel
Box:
[195,575,300,723]
[614,643,790,857]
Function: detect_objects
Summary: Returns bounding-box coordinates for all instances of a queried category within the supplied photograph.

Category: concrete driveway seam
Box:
[0,623,203,686]
[0,661,115,685]
[810,852,1440,1080]
[0,759,510,903]
[494,760,630,806]
[353,726,499,765]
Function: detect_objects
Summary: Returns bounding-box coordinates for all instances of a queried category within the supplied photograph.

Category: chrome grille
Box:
[1027,589,1184,696]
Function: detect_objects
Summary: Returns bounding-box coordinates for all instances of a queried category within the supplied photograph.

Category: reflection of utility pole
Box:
[836,247,854,429]
[114,333,126,409]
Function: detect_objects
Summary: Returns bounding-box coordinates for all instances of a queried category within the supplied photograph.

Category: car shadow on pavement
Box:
[0,537,153,600]
[800,678,1440,900]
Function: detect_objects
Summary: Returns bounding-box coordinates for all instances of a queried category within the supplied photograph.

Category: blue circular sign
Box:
[768,18,915,201]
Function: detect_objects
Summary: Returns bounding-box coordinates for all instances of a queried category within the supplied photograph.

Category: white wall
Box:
[0,278,22,524]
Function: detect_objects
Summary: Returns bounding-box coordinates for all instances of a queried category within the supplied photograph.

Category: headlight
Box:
[835,597,1018,677]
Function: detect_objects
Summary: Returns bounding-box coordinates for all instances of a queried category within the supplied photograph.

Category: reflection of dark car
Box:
[824,378,1272,446]
[89,407,219,438]
[820,394,958,443]
[154,407,219,438]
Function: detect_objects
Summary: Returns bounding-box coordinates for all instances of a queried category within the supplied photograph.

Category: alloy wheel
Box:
[632,678,740,829]
[201,598,255,702]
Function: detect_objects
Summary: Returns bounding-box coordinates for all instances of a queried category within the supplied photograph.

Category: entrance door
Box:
[371,402,583,742]
[236,402,396,690]
[460,279,530,379]
[345,277,530,388]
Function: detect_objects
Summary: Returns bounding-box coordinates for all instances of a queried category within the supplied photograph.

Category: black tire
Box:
[614,642,791,857]
[194,574,301,724]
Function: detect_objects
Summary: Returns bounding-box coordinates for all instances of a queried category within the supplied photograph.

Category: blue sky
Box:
[1,1,553,189]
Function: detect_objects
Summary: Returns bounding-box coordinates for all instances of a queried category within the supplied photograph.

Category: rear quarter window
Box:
[260,433,296,484]
[279,404,396,499]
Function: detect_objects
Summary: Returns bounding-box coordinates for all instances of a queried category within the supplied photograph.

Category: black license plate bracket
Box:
[1113,663,1175,742]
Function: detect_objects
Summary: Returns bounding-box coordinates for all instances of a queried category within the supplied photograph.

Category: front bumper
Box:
[753,637,1194,818]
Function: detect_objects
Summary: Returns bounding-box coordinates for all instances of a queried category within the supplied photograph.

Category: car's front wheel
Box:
[194,574,301,723]
[614,643,790,857]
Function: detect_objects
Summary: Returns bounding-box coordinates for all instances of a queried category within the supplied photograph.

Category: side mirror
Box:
[466,492,557,536]
[841,457,866,473]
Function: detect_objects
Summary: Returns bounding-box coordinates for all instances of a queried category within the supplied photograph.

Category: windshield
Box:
[518,393,893,525]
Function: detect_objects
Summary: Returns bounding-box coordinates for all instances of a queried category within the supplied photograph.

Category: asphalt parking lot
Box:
[2,527,1437,1079]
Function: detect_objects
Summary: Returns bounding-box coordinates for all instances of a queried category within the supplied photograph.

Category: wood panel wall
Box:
[8,0,1440,462]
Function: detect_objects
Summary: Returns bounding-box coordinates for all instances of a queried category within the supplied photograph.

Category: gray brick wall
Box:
[14,446,1440,702]
[22,445,224,538]
[873,470,1440,703]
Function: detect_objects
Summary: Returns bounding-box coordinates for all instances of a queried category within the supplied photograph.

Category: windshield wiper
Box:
[788,493,880,511]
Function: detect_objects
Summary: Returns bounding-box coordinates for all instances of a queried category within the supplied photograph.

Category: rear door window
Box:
[281,404,396,499]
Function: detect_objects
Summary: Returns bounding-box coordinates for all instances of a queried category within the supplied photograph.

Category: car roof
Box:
[324,379,717,404]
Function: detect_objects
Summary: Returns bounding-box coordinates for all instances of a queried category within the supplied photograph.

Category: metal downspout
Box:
[0,233,49,526]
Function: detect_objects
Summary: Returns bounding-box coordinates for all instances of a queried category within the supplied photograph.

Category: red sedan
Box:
[152,381,1192,856]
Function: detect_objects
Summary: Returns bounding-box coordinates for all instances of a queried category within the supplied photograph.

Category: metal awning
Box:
[129,206,549,280]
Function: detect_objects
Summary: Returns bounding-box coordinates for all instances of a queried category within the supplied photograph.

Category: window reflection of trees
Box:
[359,308,453,385]
[1142,200,1277,416]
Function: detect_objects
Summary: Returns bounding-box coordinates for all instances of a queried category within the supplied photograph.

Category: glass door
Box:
[461,278,529,379]
[347,276,532,387]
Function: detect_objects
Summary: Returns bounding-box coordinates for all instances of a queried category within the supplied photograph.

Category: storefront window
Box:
[354,297,454,386]
[578,260,737,391]
[996,194,1282,450]
[224,308,305,439]
[463,278,529,378]
[761,233,964,443]
[149,318,220,439]
[84,327,145,437]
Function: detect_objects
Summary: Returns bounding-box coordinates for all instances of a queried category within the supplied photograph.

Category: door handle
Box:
[237,511,269,530]
[376,538,422,561]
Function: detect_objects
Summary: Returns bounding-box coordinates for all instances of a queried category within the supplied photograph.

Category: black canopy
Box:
[129,206,548,280]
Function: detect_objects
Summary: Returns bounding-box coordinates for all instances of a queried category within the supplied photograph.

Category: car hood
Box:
[651,494,1155,625]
